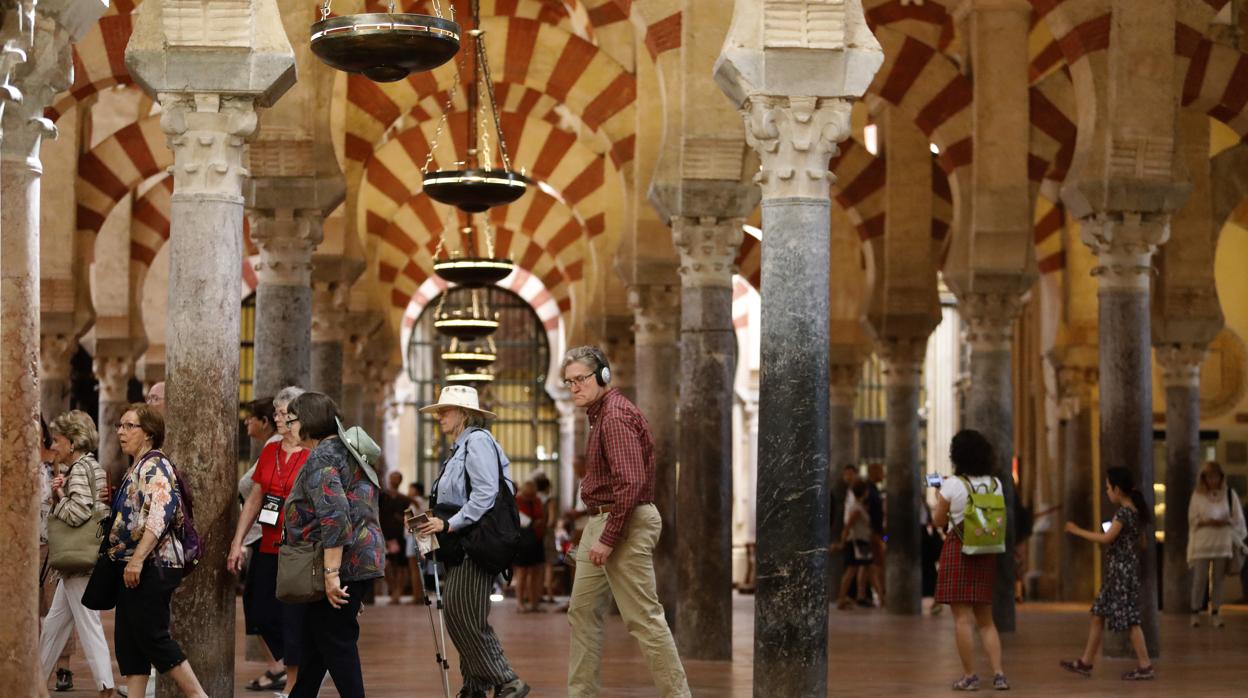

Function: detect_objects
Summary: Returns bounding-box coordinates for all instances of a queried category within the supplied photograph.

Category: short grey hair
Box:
[49,410,99,454]
[561,345,606,376]
[274,386,305,411]
[462,409,488,429]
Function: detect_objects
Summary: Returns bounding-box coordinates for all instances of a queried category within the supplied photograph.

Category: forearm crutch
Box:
[421,549,453,698]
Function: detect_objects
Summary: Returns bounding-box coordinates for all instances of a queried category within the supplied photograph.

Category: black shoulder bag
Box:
[438,429,523,580]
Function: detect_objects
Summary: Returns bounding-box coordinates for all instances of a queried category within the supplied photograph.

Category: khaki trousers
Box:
[567,504,689,698]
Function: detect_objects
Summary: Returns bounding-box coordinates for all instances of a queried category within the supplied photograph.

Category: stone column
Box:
[39,332,75,417]
[311,276,349,403]
[247,204,320,398]
[959,294,1023,631]
[628,283,681,622]
[340,337,365,427]
[0,3,51,689]
[95,354,135,481]
[1157,345,1204,614]
[125,1,295,690]
[556,399,577,512]
[880,339,926,615]
[1053,361,1097,600]
[672,216,741,659]
[716,2,882,687]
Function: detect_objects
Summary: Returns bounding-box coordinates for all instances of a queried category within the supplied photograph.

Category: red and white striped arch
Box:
[47,3,137,122]
[398,266,567,395]
[77,115,170,239]
[864,0,956,54]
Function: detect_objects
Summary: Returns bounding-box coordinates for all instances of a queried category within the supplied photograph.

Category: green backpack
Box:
[958,476,1007,555]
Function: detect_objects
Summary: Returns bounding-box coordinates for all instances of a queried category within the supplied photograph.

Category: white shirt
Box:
[939,475,1002,526]
[843,490,872,541]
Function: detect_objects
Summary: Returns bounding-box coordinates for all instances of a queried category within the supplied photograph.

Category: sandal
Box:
[1059,659,1092,677]
[54,668,73,692]
[245,669,287,691]
[952,674,980,691]
[1122,665,1155,681]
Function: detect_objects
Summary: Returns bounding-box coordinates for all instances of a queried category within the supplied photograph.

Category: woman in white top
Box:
[1187,461,1247,627]
[932,429,1008,692]
[831,480,874,609]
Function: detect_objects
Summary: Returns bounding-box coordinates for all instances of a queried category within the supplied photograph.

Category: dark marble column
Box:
[1086,220,1165,657]
[311,279,348,404]
[628,283,681,624]
[249,221,316,398]
[881,340,925,615]
[959,293,1022,632]
[1055,364,1097,601]
[673,217,741,660]
[1157,345,1204,615]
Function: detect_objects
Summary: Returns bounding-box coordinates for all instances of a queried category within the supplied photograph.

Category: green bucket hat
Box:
[336,417,381,488]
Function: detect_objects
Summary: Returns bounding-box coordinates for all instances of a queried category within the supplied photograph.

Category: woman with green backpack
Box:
[932,429,1010,691]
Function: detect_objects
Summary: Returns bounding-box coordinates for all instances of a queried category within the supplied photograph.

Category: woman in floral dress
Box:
[1060,466,1155,681]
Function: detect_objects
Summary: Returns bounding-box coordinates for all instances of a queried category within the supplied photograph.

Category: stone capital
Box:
[958,292,1023,353]
[742,95,853,200]
[1156,344,1206,390]
[673,216,743,289]
[159,93,259,200]
[248,208,323,286]
[39,333,76,381]
[628,284,680,347]
[93,354,134,403]
[878,337,926,387]
[1,7,70,164]
[1053,362,1097,419]
[311,280,350,343]
[1081,211,1169,292]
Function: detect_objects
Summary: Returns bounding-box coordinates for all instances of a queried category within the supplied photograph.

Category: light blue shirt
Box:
[433,428,514,532]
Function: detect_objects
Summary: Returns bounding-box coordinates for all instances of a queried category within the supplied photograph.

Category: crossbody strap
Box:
[462,428,512,504]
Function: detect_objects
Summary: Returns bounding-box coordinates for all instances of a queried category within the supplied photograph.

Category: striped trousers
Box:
[444,556,519,691]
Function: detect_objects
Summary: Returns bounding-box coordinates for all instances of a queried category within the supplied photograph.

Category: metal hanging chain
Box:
[475,25,512,172]
[482,216,497,258]
[320,0,331,20]
[422,79,460,173]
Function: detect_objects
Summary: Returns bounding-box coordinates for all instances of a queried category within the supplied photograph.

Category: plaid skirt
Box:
[934,530,997,605]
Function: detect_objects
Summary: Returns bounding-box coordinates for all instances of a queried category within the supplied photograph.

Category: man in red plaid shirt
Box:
[562,346,689,698]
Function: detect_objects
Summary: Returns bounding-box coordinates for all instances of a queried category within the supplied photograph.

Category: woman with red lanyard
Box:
[228,386,311,692]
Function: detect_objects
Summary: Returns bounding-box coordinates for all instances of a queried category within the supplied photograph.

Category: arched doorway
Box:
[407,286,560,489]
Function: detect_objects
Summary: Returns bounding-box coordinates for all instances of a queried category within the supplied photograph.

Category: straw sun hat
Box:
[418,385,497,419]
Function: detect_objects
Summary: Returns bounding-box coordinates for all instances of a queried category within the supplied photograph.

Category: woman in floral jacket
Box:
[107,403,207,698]
[282,392,383,698]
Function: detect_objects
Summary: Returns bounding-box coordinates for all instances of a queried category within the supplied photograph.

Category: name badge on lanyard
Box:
[259,493,284,526]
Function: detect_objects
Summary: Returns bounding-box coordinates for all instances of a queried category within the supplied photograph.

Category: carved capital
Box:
[159,92,258,199]
[1080,211,1168,292]
[39,333,75,381]
[628,284,680,347]
[1054,364,1097,419]
[829,362,861,407]
[958,292,1023,353]
[878,337,926,387]
[93,354,134,403]
[673,217,744,289]
[311,281,350,343]
[248,208,323,286]
[1156,343,1206,390]
[1,5,68,163]
[743,94,852,200]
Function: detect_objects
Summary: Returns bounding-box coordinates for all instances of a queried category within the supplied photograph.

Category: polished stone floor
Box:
[48,595,1247,696]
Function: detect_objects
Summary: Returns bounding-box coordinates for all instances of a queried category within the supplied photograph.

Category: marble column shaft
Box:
[881,341,925,615]
[160,94,259,693]
[628,284,681,624]
[1086,219,1164,656]
[311,281,348,404]
[95,354,135,483]
[1158,345,1204,615]
[742,94,855,696]
[961,295,1021,632]
[0,8,64,688]
[673,217,740,660]
[1057,369,1097,601]
[249,207,320,399]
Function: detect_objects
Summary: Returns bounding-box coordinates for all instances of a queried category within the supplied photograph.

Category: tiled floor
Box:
[47,596,1247,696]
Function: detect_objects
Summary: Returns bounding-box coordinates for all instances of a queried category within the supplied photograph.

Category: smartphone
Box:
[405,511,430,532]
[925,473,943,488]
[1101,521,1112,533]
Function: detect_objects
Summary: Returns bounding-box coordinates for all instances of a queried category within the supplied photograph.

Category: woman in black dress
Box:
[1060,466,1155,681]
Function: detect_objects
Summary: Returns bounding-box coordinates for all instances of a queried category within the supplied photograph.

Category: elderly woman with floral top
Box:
[108,403,207,698]
[282,392,384,698]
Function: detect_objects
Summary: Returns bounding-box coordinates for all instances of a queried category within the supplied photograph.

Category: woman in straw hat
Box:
[416,385,531,698]
[280,392,384,698]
